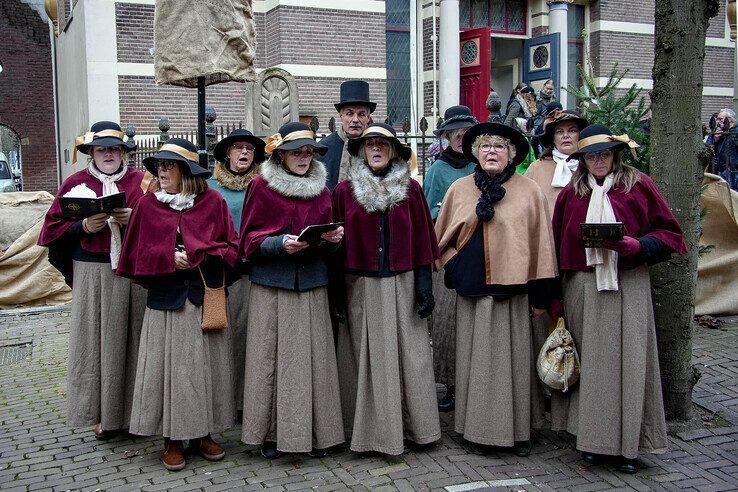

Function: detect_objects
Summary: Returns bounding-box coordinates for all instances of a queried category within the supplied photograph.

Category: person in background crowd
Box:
[536,79,557,115]
[506,82,528,115]
[38,121,146,440]
[550,124,687,474]
[504,86,538,133]
[321,80,375,190]
[208,129,267,415]
[715,109,738,190]
[117,138,238,471]
[530,101,564,157]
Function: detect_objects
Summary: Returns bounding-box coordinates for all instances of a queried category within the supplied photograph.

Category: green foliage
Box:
[565,64,651,173]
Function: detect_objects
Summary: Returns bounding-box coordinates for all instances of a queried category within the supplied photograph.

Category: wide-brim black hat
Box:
[213,129,266,165]
[334,80,377,113]
[461,122,530,166]
[265,122,327,155]
[142,137,211,178]
[433,105,478,136]
[539,110,589,148]
[347,123,412,161]
[569,124,640,159]
[75,121,137,156]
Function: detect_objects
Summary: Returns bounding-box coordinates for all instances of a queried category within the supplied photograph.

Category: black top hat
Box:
[434,105,479,136]
[265,122,327,155]
[334,80,377,113]
[347,123,412,161]
[143,137,211,178]
[461,122,530,166]
[539,110,589,148]
[213,129,266,165]
[569,124,640,160]
[76,121,137,155]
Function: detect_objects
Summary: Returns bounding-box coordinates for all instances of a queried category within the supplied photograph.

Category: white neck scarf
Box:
[87,163,127,269]
[584,173,619,291]
[154,190,195,211]
[551,149,579,188]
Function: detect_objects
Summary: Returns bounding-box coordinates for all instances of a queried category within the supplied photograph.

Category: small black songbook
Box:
[296,222,344,244]
[580,222,624,248]
[59,192,127,219]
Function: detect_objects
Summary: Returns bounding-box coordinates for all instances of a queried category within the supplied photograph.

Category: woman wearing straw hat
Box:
[333,123,441,455]
[209,129,266,415]
[435,122,558,456]
[239,122,344,459]
[38,120,146,440]
[550,124,687,473]
[117,137,239,471]
[423,105,478,413]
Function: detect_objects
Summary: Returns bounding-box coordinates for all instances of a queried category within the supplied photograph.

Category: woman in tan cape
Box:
[435,122,558,456]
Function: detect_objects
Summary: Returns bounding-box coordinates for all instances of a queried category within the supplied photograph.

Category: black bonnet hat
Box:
[143,137,211,178]
[213,128,266,165]
[75,121,136,162]
[434,105,479,136]
[265,122,327,155]
[334,80,377,113]
[461,122,530,166]
[347,122,413,161]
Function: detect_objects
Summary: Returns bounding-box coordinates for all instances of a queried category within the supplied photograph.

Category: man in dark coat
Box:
[322,80,376,190]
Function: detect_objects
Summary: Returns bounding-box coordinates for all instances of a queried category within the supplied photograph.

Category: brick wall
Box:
[596,0,654,24]
[706,0,726,38]
[0,0,57,193]
[116,3,154,63]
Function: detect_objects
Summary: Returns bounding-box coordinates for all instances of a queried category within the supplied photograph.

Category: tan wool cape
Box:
[523,157,560,215]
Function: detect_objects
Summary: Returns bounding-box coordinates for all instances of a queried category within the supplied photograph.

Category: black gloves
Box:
[416,289,435,319]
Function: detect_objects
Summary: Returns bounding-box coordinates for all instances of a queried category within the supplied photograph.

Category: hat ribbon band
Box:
[361,126,397,139]
[265,130,316,154]
[159,144,200,163]
[577,133,640,159]
[73,129,127,164]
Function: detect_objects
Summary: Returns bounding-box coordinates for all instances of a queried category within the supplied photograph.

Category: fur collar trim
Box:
[213,162,258,191]
[260,155,327,199]
[346,155,411,213]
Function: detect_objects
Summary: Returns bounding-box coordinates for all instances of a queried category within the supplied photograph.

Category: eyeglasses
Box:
[479,143,508,153]
[156,160,178,171]
[232,144,255,154]
[288,147,314,157]
[583,149,614,162]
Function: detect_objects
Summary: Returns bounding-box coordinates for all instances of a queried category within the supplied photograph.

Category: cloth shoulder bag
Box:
[198,267,228,330]
[537,317,580,392]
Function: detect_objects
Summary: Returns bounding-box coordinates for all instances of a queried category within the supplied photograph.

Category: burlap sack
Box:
[537,318,580,392]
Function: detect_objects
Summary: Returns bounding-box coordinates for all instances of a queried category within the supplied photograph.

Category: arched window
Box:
[460,0,527,35]
[0,125,23,191]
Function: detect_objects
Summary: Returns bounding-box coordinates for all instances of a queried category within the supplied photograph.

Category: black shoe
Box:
[617,457,638,474]
[581,452,602,465]
[260,442,281,460]
[308,448,327,458]
[512,440,532,457]
[438,385,455,412]
[463,440,489,455]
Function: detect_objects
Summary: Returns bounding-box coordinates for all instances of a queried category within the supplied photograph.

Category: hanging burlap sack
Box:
[537,317,580,392]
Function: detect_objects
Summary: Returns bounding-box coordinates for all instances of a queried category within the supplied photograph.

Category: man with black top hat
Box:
[321,80,376,190]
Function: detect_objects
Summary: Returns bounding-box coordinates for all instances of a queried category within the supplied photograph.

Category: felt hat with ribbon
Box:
[74,121,137,163]
[265,122,327,155]
[571,124,640,159]
[347,123,413,161]
[142,137,211,178]
[213,128,266,165]
[539,109,589,148]
[433,105,479,136]
[334,80,377,113]
[461,122,530,166]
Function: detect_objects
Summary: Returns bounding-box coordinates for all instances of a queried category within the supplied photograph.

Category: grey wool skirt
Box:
[337,272,441,455]
[550,267,668,459]
[241,284,344,453]
[227,276,250,411]
[129,301,236,441]
[67,260,146,430]
[431,270,456,387]
[455,293,540,446]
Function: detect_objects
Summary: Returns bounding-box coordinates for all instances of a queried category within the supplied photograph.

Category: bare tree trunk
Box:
[650,0,720,421]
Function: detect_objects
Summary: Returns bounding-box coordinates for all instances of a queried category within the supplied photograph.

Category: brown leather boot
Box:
[191,435,225,461]
[162,438,186,471]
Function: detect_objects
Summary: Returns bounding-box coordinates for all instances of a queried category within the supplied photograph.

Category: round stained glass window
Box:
[533,46,549,69]
[461,41,478,65]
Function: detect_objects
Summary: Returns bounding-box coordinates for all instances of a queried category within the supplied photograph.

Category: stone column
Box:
[439,0,460,112]
[547,0,571,108]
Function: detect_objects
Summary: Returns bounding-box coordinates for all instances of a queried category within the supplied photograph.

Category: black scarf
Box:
[439,147,470,169]
[473,163,516,222]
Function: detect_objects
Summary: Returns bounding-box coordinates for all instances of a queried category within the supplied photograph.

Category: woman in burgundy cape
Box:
[38,120,145,439]
[550,124,687,473]
[117,138,238,471]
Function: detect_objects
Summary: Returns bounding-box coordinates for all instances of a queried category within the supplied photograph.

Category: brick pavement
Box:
[0,307,736,491]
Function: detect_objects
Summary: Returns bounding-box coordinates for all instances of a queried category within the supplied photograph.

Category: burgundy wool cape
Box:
[332,179,440,272]
[551,173,688,271]
[116,188,238,279]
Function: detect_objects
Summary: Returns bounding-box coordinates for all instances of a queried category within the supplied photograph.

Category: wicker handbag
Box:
[198,267,228,331]
[537,317,580,392]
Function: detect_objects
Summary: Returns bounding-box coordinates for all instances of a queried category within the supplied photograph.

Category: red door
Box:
[460,27,491,122]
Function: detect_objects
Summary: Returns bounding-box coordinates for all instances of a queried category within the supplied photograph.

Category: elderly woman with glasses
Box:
[239,122,344,459]
[435,123,558,457]
[550,124,687,473]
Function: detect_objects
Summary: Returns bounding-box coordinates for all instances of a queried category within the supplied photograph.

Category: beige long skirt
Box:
[337,272,441,455]
[431,270,456,387]
[550,267,668,459]
[455,293,540,446]
[241,284,344,453]
[67,261,146,430]
[227,276,250,411]
[129,300,236,441]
